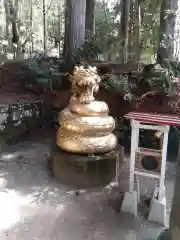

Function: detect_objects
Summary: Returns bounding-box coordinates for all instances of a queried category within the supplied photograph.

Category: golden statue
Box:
[56,65,117,153]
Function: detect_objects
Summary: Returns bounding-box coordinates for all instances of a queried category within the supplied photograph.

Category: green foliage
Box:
[153,66,172,91]
[142,60,180,97]
[165,60,180,78]
[27,53,51,88]
[161,59,180,90]
[71,0,122,62]
[0,103,42,141]
[28,53,50,77]
[102,74,129,92]
[72,37,103,63]
[140,0,161,57]
[157,229,171,240]
[94,1,120,59]
[26,52,61,90]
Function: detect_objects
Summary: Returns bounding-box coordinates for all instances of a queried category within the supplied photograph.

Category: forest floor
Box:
[0,129,176,240]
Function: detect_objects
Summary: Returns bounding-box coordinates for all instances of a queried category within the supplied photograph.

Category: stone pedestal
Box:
[148,196,167,226]
[121,191,139,218]
[121,180,140,218]
[147,185,166,226]
[48,144,124,189]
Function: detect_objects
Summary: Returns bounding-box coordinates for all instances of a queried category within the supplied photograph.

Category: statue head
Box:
[69,65,101,104]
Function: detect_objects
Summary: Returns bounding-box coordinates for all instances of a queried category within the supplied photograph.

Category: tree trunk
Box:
[64,0,86,63]
[57,4,62,57]
[128,0,134,61]
[119,0,130,63]
[43,0,46,51]
[30,0,33,53]
[157,0,178,64]
[128,0,140,62]
[63,0,70,57]
[157,0,168,64]
[85,0,95,39]
[134,0,141,62]
[170,0,178,58]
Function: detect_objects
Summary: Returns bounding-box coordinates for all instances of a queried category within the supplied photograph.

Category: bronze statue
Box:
[56,65,117,153]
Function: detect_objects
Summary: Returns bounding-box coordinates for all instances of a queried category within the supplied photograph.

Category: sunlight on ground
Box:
[0,190,31,230]
[0,153,19,161]
[0,189,65,231]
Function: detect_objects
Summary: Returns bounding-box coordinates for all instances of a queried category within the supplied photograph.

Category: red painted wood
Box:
[124,111,180,126]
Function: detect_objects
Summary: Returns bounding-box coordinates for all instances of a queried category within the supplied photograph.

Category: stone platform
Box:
[48,144,124,188]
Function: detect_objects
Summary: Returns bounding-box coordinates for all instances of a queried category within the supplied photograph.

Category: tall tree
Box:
[119,0,130,63]
[43,0,46,51]
[128,0,134,61]
[134,0,141,62]
[85,0,95,39]
[63,0,70,57]
[64,0,86,62]
[157,0,178,64]
[128,0,140,62]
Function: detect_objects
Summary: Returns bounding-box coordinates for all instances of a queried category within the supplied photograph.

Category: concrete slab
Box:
[121,191,138,217]
[148,192,167,226]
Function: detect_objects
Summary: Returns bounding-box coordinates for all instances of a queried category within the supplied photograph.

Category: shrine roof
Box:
[124,111,180,126]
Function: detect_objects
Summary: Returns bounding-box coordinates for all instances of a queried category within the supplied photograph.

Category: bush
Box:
[26,52,62,91]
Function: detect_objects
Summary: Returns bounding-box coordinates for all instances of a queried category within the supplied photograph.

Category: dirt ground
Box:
[0,132,176,240]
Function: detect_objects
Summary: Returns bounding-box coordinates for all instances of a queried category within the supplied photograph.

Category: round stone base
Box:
[48,144,124,189]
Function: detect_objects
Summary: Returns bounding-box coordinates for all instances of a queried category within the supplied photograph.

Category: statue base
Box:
[48,144,124,189]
